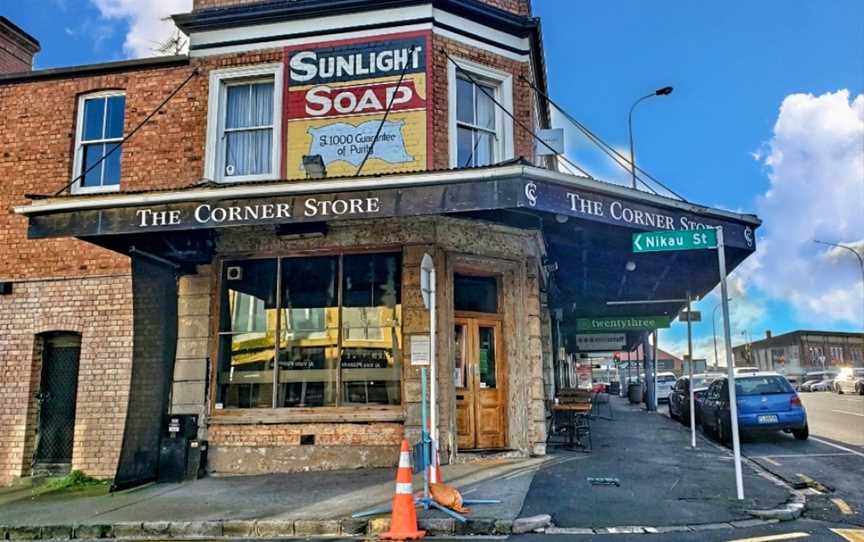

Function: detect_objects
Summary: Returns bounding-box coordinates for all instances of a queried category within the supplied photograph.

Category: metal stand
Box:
[352,367,499,522]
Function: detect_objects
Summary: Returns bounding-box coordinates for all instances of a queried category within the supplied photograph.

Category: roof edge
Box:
[0,55,190,85]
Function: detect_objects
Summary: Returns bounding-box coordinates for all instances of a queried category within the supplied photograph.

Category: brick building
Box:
[733,330,864,379]
[2,0,761,487]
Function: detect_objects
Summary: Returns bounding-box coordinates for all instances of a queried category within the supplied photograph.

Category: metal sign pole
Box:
[717,227,744,500]
[687,294,696,449]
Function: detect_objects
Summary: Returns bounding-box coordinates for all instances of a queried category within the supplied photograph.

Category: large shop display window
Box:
[216,253,402,409]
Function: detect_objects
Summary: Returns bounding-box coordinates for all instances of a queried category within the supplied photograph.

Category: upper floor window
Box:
[206,64,283,183]
[448,58,513,169]
[73,91,125,193]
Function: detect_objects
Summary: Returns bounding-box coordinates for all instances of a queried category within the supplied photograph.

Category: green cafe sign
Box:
[576,316,672,332]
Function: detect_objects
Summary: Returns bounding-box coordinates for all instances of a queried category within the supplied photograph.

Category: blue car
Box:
[700,372,809,443]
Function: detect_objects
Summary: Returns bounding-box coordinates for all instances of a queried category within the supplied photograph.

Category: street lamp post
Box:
[815,240,864,332]
[628,86,673,190]
[712,298,732,369]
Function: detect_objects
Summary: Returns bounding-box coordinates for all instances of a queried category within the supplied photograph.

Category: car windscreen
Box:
[854,369,864,377]
[657,375,677,383]
[735,376,794,395]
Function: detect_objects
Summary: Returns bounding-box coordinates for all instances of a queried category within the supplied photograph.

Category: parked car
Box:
[668,373,724,424]
[799,371,839,391]
[809,379,833,392]
[833,367,864,395]
[700,372,808,443]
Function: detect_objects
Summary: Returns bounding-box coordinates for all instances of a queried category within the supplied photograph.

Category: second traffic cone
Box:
[380,440,425,540]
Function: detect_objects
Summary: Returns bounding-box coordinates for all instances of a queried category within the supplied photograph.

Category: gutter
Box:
[13,165,762,227]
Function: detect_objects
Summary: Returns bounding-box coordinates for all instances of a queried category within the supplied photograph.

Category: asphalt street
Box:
[662,390,864,529]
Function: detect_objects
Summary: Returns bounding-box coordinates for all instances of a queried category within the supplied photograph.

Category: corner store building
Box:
[3,0,760,487]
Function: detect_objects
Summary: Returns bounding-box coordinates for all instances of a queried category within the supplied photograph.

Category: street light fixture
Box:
[814,240,864,332]
[628,86,674,190]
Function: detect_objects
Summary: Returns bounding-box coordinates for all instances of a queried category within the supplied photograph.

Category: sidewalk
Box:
[521,395,791,528]
[0,397,795,539]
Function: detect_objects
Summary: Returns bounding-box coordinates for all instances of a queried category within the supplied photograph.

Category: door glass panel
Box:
[454,324,467,389]
[454,274,497,313]
[478,326,496,389]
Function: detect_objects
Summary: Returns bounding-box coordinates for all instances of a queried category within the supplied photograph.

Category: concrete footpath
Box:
[0,397,797,539]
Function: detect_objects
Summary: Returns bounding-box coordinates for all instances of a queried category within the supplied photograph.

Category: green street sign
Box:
[632,229,718,253]
[576,316,672,331]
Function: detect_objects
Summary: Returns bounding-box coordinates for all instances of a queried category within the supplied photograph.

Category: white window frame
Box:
[447,57,513,169]
[71,90,126,194]
[205,63,284,183]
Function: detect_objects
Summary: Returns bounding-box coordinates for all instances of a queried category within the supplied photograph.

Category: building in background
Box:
[733,330,864,379]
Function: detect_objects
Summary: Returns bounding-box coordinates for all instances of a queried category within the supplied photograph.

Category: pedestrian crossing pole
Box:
[717,227,745,500]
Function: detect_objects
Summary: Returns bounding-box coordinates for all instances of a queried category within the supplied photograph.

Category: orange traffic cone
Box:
[380,440,426,540]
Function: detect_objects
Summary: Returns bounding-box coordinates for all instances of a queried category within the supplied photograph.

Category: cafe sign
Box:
[576,316,672,332]
[574,333,626,352]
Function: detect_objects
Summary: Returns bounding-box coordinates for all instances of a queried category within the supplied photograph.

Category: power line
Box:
[47,67,200,198]
[355,46,417,177]
[519,74,686,201]
[442,49,592,179]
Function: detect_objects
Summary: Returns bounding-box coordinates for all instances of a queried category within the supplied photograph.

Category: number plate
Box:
[757,415,779,424]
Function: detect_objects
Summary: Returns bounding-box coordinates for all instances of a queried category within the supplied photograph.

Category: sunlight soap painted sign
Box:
[284,32,432,179]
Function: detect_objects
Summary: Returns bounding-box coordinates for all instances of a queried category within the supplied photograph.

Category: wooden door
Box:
[454,318,506,449]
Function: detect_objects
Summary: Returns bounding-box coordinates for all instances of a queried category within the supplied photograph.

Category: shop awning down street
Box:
[15,163,760,350]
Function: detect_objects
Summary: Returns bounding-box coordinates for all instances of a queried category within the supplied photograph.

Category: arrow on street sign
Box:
[633,229,718,253]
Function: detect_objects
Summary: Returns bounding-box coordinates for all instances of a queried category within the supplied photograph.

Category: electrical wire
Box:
[442,49,593,178]
[519,74,687,201]
[48,67,200,198]
[355,46,416,177]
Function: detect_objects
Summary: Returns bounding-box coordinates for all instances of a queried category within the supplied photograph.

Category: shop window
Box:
[206,64,283,183]
[72,91,125,193]
[216,253,402,410]
[454,274,498,313]
[448,58,513,168]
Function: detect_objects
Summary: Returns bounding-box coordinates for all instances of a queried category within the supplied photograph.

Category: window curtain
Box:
[224,82,274,177]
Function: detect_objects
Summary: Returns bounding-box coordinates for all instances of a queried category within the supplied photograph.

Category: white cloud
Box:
[91,0,192,58]
[747,90,864,326]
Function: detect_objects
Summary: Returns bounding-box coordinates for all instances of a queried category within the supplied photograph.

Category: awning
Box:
[16,164,761,347]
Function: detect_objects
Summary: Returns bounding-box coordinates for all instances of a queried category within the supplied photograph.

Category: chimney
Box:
[766,330,772,340]
[0,17,40,74]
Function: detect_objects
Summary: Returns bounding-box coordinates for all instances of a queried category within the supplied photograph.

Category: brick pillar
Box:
[0,17,40,74]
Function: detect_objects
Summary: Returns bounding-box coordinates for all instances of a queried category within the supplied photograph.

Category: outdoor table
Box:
[551,402,592,450]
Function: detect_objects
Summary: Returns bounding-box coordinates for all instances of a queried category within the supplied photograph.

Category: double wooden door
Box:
[454,317,506,449]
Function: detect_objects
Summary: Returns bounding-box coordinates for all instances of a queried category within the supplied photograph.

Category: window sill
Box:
[209,405,405,425]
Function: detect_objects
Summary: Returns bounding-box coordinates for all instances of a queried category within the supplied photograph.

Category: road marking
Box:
[725,532,809,542]
[754,452,856,459]
[831,497,855,515]
[810,436,864,458]
[761,457,782,466]
[831,409,864,417]
[832,528,864,542]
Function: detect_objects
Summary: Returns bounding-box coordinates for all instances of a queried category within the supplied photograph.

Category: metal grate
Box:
[35,341,81,465]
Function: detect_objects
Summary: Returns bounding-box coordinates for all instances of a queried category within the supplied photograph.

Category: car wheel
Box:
[793,424,809,441]
[857,384,864,396]
[836,384,844,394]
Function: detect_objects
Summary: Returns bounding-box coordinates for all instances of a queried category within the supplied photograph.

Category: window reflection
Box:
[217,253,402,409]
[217,259,278,409]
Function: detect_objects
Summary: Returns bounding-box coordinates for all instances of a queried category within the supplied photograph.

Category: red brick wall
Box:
[0,275,133,483]
[0,23,38,74]
[431,34,536,169]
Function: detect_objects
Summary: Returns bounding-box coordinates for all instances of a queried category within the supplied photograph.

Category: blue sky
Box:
[4,0,863,363]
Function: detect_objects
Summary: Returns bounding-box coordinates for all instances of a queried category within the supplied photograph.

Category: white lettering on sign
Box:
[134,197,382,228]
[290,47,423,84]
[564,191,719,233]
